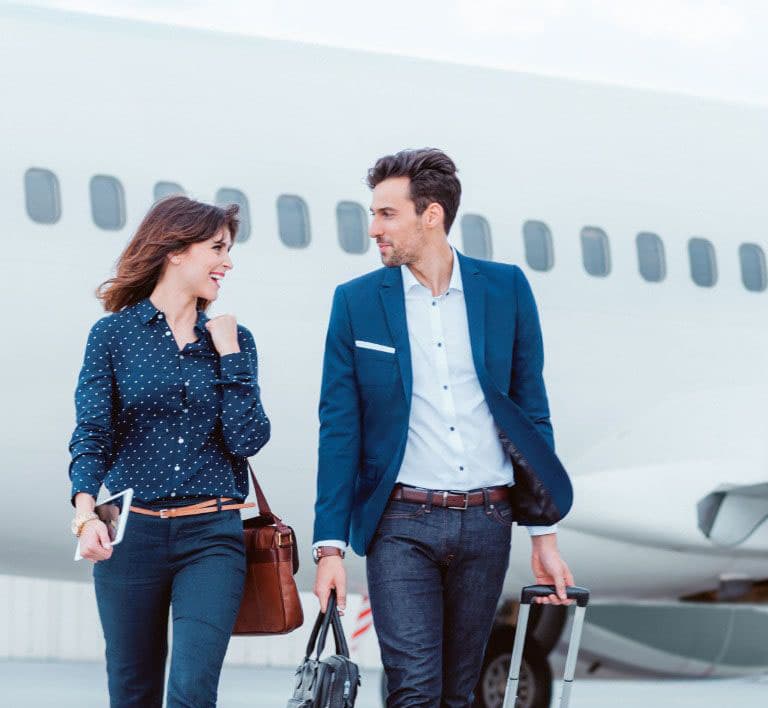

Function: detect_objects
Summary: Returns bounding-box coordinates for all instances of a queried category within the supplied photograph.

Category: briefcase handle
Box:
[520,585,590,607]
[303,589,350,660]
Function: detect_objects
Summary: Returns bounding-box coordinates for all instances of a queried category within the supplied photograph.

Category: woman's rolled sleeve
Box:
[214,325,271,457]
[68,319,115,503]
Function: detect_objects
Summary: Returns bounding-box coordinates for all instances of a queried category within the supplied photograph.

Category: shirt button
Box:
[450,426,455,431]
[437,342,442,347]
[177,437,184,444]
[179,354,184,360]
[459,466,464,471]
[164,331,171,337]
[182,408,188,414]
[170,492,176,497]
[158,313,164,319]
[432,301,436,306]
[174,465,180,471]
[184,380,190,386]
[443,385,448,390]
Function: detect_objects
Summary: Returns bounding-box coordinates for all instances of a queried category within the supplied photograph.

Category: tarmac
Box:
[2,659,767,707]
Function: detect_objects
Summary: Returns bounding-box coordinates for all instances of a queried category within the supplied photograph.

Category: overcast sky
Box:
[12,0,768,106]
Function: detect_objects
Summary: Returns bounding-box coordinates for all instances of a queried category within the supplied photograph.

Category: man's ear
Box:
[424,202,444,230]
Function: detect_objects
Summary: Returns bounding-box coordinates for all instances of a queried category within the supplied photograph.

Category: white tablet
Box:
[74,488,134,561]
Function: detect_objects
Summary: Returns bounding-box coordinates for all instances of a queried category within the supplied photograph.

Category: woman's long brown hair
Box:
[97,195,240,313]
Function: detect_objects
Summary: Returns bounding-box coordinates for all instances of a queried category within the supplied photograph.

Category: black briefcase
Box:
[287,590,361,708]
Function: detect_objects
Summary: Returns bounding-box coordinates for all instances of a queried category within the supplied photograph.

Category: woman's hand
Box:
[78,520,113,563]
[205,315,240,356]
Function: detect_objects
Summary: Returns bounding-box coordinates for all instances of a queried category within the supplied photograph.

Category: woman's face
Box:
[171,227,234,302]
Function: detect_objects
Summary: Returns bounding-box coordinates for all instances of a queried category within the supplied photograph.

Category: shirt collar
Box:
[401,247,464,296]
[133,297,210,334]
[134,297,162,324]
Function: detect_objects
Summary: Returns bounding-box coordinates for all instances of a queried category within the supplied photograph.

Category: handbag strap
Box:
[246,461,293,532]
[330,601,350,658]
[246,461,272,516]
[304,603,327,659]
[304,590,351,660]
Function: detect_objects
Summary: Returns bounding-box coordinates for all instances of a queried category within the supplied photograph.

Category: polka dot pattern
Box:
[68,297,271,503]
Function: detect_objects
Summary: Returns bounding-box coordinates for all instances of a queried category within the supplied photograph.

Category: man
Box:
[313,148,575,706]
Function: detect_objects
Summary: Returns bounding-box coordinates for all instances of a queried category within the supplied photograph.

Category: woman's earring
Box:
[171,256,181,265]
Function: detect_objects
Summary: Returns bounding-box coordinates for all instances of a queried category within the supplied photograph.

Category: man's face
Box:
[369,176,426,267]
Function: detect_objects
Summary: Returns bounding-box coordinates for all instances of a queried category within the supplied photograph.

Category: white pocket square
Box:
[355,340,395,354]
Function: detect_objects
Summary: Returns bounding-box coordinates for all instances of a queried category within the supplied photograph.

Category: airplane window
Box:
[154,182,185,201]
[739,243,766,292]
[336,201,368,254]
[523,220,554,271]
[688,237,717,287]
[636,232,666,282]
[216,188,251,243]
[277,194,310,248]
[90,175,126,230]
[460,214,493,260]
[580,226,611,277]
[24,167,61,224]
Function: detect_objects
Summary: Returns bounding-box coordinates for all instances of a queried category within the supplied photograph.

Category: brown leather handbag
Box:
[232,463,304,635]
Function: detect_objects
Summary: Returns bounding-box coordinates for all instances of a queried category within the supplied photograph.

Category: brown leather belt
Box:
[389,484,510,509]
[130,497,255,519]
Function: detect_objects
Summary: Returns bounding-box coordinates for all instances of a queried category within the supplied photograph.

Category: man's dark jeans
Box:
[367,494,514,707]
[93,507,246,707]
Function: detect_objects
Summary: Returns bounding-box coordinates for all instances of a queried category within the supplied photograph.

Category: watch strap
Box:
[315,546,345,563]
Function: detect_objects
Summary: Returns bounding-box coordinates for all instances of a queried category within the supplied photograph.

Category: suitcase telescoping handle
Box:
[503,585,590,708]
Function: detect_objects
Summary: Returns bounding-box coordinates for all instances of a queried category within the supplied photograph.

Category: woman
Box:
[68,195,270,707]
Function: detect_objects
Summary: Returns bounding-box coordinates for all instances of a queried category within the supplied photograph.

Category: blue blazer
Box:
[313,251,573,555]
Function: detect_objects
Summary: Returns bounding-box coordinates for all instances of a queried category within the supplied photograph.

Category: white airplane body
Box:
[1,4,767,687]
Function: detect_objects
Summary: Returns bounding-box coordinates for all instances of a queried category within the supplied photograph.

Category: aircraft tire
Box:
[474,625,552,708]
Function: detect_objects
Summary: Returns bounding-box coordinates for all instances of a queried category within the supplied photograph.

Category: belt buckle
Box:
[445,490,469,510]
[159,509,170,519]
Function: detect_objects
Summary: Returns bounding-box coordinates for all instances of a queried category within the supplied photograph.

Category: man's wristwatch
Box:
[71,512,99,537]
[312,546,345,564]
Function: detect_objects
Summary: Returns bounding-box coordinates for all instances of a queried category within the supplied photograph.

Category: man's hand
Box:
[530,534,574,605]
[313,556,347,615]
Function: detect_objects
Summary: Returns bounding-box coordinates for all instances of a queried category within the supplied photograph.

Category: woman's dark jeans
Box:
[367,496,513,708]
[93,507,246,707]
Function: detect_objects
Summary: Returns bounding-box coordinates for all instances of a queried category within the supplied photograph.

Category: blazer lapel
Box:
[380,267,413,401]
[458,253,488,382]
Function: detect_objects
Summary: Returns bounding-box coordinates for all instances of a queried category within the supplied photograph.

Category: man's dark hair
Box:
[366,148,461,233]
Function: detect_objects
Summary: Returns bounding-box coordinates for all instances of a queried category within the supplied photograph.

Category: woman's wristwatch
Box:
[71,512,99,537]
[312,546,345,564]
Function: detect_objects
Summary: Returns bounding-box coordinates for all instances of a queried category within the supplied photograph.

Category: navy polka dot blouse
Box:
[68,297,271,504]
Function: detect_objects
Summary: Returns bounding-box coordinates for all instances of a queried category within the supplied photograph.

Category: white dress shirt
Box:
[397,250,555,536]
[315,249,556,550]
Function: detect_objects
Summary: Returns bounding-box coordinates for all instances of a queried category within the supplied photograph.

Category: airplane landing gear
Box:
[474,624,552,708]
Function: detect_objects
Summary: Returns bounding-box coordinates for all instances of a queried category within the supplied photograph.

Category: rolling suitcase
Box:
[503,585,590,708]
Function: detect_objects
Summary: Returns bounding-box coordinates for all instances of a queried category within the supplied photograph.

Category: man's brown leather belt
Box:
[130,497,255,519]
[389,484,510,509]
